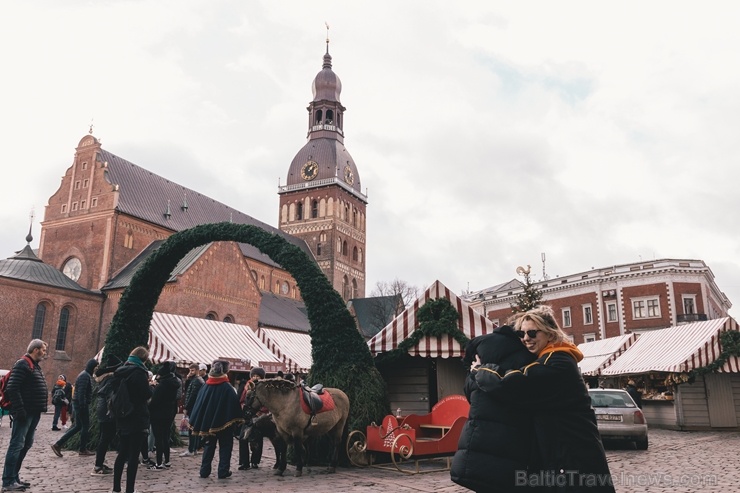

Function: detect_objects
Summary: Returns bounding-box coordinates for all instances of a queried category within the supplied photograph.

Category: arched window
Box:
[352,278,358,299]
[359,248,364,264]
[223,315,234,323]
[317,243,322,256]
[342,275,350,300]
[260,275,265,289]
[32,303,47,339]
[326,109,334,124]
[352,246,358,261]
[55,307,70,351]
[315,110,323,124]
[342,241,348,256]
[124,230,134,249]
[311,200,318,218]
[205,312,217,321]
[344,204,350,222]
[296,202,303,220]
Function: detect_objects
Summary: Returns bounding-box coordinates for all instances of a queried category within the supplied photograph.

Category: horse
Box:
[252,378,350,477]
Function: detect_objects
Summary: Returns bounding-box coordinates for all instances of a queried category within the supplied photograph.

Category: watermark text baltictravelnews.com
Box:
[515,470,718,487]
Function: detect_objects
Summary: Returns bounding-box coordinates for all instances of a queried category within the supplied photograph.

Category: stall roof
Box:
[256,327,312,374]
[367,280,495,358]
[98,312,282,369]
[601,317,740,375]
[577,334,639,376]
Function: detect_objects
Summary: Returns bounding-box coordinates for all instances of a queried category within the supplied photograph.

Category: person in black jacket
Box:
[91,357,122,475]
[112,346,153,493]
[1,339,48,492]
[478,306,615,492]
[625,380,643,409]
[180,363,206,457]
[450,326,537,493]
[148,361,180,470]
[51,358,99,457]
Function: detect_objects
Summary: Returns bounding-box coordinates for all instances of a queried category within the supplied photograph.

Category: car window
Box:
[589,391,636,408]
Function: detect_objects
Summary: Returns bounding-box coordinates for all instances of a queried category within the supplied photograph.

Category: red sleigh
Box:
[346,394,469,474]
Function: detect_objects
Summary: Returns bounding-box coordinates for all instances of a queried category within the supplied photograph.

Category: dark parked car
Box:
[588,388,648,450]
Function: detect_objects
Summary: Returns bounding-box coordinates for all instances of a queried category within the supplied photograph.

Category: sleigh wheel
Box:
[346,430,369,467]
[390,433,414,472]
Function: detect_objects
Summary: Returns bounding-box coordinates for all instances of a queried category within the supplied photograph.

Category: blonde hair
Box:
[130,346,150,362]
[511,306,568,343]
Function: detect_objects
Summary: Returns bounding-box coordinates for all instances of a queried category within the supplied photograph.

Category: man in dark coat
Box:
[189,361,243,479]
[91,356,122,475]
[112,346,153,493]
[1,339,48,492]
[148,361,180,469]
[451,326,537,493]
[180,362,206,457]
[51,358,99,457]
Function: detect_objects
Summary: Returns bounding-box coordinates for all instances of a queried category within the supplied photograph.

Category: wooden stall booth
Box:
[367,280,495,414]
[600,317,740,430]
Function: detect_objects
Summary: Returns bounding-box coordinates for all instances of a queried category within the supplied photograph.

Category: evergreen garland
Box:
[101,222,388,436]
[377,297,469,362]
[689,330,740,379]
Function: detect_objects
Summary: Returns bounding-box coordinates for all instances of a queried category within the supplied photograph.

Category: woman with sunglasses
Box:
[480,305,615,492]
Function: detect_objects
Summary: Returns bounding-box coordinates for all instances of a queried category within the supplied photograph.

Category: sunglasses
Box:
[516,329,541,339]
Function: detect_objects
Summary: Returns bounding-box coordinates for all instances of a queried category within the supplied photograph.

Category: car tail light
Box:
[633,410,646,424]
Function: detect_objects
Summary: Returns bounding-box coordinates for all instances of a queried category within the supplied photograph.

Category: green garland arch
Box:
[102,222,389,432]
[378,297,469,362]
[689,330,740,381]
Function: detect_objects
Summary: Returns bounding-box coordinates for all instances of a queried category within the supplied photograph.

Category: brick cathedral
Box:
[0,46,366,386]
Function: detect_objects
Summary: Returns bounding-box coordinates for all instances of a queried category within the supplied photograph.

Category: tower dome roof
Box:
[312,52,342,102]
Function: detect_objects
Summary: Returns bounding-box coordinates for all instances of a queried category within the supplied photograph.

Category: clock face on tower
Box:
[344,165,354,185]
[62,257,82,282]
[301,160,319,181]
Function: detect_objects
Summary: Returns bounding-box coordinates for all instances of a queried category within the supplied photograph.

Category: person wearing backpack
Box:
[90,356,122,476]
[111,346,153,493]
[50,375,70,431]
[1,339,49,492]
[50,358,99,457]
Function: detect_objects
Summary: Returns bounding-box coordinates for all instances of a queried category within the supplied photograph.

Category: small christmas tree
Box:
[511,265,543,314]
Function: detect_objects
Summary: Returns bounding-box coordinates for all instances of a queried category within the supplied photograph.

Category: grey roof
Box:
[103,240,210,290]
[258,291,310,333]
[464,279,523,301]
[0,244,93,293]
[284,138,364,199]
[348,295,402,339]
[100,149,313,259]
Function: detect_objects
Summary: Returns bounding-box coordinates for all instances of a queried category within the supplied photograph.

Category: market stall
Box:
[600,317,740,430]
[577,333,639,388]
[367,280,495,415]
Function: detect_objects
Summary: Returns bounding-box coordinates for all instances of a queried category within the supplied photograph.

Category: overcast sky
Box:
[2,1,739,316]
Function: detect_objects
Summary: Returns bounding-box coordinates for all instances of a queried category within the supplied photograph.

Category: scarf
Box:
[55,379,67,388]
[206,375,230,385]
[126,355,147,369]
[539,341,584,362]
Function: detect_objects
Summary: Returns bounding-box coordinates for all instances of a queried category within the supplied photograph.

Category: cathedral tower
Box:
[278,45,367,300]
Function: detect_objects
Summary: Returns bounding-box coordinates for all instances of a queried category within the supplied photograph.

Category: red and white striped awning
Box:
[256,327,312,374]
[367,280,495,358]
[601,317,740,375]
[97,312,282,369]
[577,334,639,376]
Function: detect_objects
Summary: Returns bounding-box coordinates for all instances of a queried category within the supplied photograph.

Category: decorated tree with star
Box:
[511,264,544,314]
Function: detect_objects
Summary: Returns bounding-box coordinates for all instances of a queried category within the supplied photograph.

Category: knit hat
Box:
[59,374,66,381]
[210,360,229,377]
[250,367,266,379]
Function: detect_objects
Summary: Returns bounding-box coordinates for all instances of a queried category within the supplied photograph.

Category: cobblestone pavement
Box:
[1,413,738,492]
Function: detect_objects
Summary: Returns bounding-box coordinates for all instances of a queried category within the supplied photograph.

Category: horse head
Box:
[251,377,298,413]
